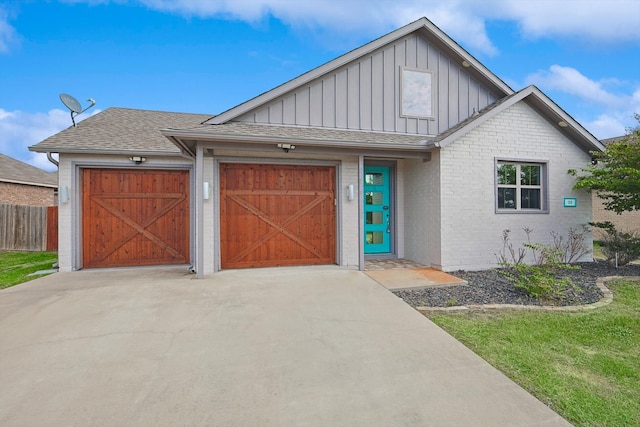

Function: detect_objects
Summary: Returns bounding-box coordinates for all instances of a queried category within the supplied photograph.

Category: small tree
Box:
[569,114,640,214]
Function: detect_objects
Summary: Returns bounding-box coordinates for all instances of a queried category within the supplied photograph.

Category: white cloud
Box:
[584,114,629,139]
[391,4,499,56]
[0,5,18,53]
[137,0,501,55]
[496,0,640,44]
[0,108,95,172]
[526,65,640,138]
[133,0,639,53]
[526,65,627,108]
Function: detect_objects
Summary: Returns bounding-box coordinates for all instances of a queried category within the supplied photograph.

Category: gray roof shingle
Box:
[30,107,212,155]
[0,154,58,187]
[164,121,430,146]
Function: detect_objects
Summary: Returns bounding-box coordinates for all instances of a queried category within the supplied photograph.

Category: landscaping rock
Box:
[394,261,640,308]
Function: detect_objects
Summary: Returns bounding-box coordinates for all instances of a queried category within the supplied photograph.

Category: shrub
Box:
[497,228,581,300]
[592,222,640,266]
[495,226,591,265]
[495,229,526,265]
[550,225,591,263]
[499,263,577,300]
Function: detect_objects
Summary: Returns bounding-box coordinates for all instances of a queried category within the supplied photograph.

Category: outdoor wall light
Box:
[203,182,211,200]
[59,186,69,204]
[347,184,355,201]
[277,143,295,153]
[129,156,146,164]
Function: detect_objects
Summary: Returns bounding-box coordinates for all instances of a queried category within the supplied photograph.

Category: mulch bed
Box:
[393,261,640,308]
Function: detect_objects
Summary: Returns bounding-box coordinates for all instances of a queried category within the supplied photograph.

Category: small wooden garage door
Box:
[82,169,190,268]
[220,163,336,269]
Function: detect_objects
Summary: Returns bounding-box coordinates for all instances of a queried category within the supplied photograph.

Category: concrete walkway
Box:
[0,266,571,426]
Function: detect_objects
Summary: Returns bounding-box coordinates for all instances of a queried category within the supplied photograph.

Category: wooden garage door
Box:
[82,169,190,268]
[220,163,336,269]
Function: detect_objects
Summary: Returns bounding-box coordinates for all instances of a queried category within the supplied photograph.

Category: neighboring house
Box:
[30,17,604,276]
[591,135,640,238]
[0,154,58,207]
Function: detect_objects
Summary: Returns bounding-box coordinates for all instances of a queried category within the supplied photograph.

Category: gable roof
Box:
[29,108,211,156]
[429,85,605,154]
[0,154,57,188]
[204,16,513,125]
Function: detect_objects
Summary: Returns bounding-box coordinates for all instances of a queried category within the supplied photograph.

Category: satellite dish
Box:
[59,93,96,127]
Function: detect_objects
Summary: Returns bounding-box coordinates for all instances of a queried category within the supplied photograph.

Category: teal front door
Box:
[364,166,391,254]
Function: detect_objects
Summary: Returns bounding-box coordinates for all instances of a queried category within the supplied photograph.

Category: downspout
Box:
[46,152,59,167]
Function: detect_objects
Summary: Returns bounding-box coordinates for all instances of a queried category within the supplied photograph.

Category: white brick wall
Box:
[438,102,593,271]
[402,153,442,268]
[340,157,360,267]
[57,155,73,272]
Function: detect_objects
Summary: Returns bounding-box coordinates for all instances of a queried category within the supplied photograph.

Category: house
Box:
[591,135,640,239]
[30,17,604,276]
[0,154,58,207]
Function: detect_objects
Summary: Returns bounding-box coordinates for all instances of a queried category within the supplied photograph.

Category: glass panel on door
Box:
[364,166,391,254]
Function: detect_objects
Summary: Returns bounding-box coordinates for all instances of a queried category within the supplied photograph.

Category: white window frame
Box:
[495,158,549,214]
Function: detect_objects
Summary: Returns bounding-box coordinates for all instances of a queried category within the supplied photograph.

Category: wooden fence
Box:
[0,204,58,251]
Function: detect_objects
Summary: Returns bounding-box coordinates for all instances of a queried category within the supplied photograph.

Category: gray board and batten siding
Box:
[237,33,500,136]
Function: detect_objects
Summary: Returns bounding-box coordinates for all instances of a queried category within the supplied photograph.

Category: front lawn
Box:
[0,251,58,289]
[428,279,640,427]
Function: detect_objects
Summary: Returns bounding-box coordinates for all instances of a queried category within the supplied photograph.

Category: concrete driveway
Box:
[0,266,570,426]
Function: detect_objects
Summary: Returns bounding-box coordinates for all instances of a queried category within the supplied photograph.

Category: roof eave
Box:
[162,129,434,159]
[28,145,186,157]
[0,178,57,188]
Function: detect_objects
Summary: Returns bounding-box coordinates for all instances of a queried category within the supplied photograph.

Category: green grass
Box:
[0,251,58,289]
[429,280,640,427]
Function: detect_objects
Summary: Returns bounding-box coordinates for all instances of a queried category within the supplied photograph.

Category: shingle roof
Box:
[162,121,432,159]
[30,107,212,155]
[601,134,637,146]
[165,121,429,145]
[0,154,58,187]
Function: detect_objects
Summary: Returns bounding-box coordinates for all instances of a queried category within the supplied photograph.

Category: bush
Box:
[495,227,591,265]
[550,225,591,263]
[499,263,577,300]
[592,222,640,266]
[497,228,581,300]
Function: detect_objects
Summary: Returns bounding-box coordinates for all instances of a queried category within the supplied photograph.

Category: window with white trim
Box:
[496,161,546,212]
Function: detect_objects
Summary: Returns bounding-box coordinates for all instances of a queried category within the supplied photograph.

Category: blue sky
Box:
[1,0,639,171]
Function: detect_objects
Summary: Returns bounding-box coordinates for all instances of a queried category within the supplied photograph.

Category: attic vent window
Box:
[401,68,433,118]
